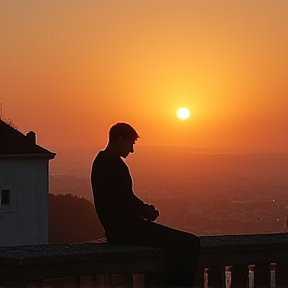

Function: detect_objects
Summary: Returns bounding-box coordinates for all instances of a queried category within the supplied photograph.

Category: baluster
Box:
[95,274,111,288]
[204,268,209,288]
[248,265,255,288]
[59,277,79,288]
[230,265,248,288]
[253,263,270,288]
[79,276,95,288]
[132,274,144,288]
[194,266,205,288]
[225,266,232,288]
[270,263,276,288]
[111,274,132,288]
[207,266,225,288]
[42,278,60,288]
[275,262,288,288]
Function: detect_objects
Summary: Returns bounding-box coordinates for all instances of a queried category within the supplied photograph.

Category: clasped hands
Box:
[142,204,159,222]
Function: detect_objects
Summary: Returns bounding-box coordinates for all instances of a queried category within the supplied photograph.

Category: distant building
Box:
[0,119,56,246]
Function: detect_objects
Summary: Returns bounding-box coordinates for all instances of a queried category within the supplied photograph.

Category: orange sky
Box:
[0,0,287,152]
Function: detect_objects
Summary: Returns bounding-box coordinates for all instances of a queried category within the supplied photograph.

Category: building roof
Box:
[0,119,56,159]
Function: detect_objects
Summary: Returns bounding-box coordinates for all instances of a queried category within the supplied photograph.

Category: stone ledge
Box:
[0,233,287,266]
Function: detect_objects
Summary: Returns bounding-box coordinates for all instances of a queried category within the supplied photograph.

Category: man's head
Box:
[108,123,139,158]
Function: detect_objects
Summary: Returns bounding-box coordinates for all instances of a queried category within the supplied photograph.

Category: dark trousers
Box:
[106,220,201,288]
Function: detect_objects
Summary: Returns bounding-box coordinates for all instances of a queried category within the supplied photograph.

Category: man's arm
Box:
[141,204,160,221]
[92,155,159,221]
[130,194,160,221]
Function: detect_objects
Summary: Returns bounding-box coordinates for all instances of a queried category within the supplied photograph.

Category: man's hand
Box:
[142,205,160,221]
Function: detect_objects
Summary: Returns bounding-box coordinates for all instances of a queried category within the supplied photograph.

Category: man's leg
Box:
[108,221,201,287]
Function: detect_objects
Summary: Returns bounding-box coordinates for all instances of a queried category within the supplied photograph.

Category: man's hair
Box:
[109,122,139,142]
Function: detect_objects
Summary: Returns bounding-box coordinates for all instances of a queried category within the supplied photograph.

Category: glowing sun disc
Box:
[177,108,190,120]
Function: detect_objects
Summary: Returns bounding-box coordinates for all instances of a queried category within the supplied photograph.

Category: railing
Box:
[196,233,288,288]
[0,233,287,288]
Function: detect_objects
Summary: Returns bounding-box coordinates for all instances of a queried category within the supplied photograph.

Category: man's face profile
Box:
[118,137,136,158]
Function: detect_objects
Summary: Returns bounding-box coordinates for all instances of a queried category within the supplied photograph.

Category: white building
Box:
[0,119,56,246]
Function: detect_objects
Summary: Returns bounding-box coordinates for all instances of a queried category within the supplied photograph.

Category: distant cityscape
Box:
[49,147,288,236]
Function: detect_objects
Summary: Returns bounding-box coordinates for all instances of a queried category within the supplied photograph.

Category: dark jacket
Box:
[91,150,149,233]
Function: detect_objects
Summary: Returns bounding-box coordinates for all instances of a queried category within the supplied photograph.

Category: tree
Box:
[49,193,105,243]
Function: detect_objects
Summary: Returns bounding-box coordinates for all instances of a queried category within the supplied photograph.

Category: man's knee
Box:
[182,233,201,252]
[192,234,201,247]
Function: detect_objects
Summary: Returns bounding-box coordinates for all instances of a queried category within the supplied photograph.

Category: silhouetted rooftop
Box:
[0,119,55,158]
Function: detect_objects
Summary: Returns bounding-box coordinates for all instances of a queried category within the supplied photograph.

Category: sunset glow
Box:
[0,0,287,152]
[1,0,287,244]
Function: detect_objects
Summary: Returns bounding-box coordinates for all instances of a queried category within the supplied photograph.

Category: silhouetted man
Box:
[91,122,201,287]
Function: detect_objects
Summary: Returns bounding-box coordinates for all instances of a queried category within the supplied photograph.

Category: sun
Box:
[176,107,190,120]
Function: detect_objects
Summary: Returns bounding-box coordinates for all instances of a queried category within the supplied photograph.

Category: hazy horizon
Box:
[45,143,288,156]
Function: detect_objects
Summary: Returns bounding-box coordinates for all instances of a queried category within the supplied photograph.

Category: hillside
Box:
[49,194,105,243]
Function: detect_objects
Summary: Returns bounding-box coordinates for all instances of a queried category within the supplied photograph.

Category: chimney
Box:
[26,131,36,144]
